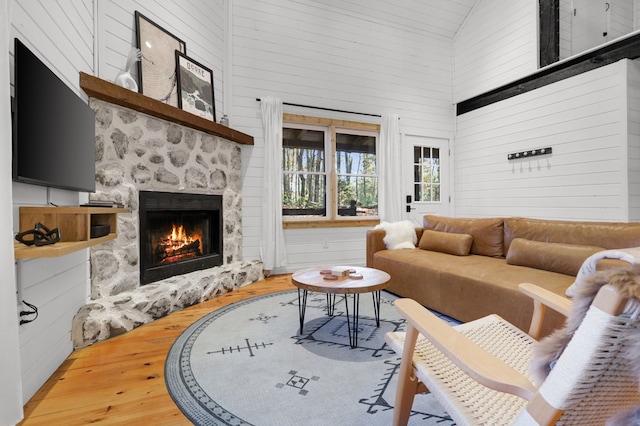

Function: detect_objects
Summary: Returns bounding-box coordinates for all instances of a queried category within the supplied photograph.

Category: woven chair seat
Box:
[386,314,536,425]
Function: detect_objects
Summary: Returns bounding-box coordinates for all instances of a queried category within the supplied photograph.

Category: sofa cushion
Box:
[506,238,604,276]
[423,215,504,257]
[419,229,473,256]
[504,217,640,253]
[565,246,640,297]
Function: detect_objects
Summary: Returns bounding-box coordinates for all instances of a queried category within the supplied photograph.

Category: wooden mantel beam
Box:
[79,72,254,145]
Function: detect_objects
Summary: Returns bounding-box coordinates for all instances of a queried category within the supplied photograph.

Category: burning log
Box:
[164,239,201,257]
[152,223,204,265]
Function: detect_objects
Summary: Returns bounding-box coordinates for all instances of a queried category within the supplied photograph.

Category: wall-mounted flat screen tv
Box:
[12,38,96,193]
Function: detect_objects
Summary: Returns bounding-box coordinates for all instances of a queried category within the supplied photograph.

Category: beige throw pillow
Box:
[418,229,473,256]
[423,215,504,257]
[506,238,604,276]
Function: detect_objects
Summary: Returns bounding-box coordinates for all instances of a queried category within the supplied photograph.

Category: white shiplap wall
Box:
[608,0,635,42]
[455,59,637,222]
[10,1,94,99]
[15,252,90,400]
[453,0,538,103]
[96,0,225,119]
[231,0,457,273]
[627,59,640,221]
[10,0,95,403]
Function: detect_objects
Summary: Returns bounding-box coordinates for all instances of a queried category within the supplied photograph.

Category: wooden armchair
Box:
[385,275,640,425]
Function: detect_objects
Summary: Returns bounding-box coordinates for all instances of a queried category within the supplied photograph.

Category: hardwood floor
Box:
[19,274,295,426]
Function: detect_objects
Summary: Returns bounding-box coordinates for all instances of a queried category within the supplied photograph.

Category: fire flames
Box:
[167,225,194,247]
[155,224,203,265]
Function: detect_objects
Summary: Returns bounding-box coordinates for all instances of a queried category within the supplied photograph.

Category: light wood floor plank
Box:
[19,274,295,425]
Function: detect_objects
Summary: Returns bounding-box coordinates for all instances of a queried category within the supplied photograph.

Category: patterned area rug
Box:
[165,290,455,425]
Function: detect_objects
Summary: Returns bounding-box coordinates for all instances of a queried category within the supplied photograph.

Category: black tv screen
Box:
[12,38,96,192]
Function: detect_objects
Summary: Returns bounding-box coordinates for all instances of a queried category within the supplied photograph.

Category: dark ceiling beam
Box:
[456,30,640,116]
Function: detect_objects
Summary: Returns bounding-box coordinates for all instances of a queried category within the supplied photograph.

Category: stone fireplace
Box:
[71,98,263,348]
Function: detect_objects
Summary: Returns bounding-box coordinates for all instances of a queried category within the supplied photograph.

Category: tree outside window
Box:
[282,127,327,216]
[336,133,377,217]
[413,146,440,202]
[282,114,379,226]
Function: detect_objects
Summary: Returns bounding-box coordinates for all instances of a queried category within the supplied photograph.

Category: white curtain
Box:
[378,114,403,222]
[260,97,287,271]
[1,0,25,424]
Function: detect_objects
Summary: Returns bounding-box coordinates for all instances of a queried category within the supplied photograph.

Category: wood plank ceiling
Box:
[309,0,480,39]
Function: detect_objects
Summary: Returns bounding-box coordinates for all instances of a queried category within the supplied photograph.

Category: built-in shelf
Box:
[79,72,254,146]
[14,206,127,259]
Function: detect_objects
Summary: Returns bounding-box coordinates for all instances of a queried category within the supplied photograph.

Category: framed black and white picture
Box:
[135,11,186,107]
[175,51,216,122]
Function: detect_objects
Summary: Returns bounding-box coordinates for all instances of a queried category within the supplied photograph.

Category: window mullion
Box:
[329,125,337,220]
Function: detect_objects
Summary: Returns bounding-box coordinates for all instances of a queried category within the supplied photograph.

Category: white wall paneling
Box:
[96,0,226,122]
[608,0,635,42]
[454,0,538,103]
[627,59,640,221]
[10,1,93,98]
[455,59,635,222]
[283,228,367,271]
[17,252,90,401]
[232,0,457,271]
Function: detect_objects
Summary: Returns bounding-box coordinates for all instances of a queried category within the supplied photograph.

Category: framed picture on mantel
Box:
[175,51,216,122]
[135,11,186,107]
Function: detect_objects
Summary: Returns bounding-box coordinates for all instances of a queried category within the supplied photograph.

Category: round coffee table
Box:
[291,266,391,348]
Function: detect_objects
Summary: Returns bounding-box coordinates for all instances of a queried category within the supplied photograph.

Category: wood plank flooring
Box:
[19,274,295,425]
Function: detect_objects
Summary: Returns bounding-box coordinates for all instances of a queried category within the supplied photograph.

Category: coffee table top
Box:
[291,266,390,295]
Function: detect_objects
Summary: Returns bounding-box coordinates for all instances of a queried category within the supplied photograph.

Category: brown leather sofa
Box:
[367,215,640,336]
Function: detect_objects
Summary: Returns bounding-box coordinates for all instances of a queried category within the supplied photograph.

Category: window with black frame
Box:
[282,127,327,217]
[336,133,377,217]
[282,116,379,223]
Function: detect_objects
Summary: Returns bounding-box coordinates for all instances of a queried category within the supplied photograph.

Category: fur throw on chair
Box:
[530,264,640,425]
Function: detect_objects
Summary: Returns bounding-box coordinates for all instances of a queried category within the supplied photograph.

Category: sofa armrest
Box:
[519,283,572,339]
[366,228,423,267]
[366,229,387,267]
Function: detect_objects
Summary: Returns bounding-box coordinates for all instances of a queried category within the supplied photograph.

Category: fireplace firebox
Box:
[139,191,223,284]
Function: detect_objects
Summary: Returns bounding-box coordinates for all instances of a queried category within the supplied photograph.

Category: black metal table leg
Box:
[344,293,360,348]
[297,288,308,334]
[372,290,382,327]
[326,293,336,316]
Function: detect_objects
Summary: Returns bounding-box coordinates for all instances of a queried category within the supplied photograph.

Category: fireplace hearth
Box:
[139,191,223,284]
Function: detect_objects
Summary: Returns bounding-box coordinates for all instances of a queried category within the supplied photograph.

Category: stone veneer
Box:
[71,99,263,348]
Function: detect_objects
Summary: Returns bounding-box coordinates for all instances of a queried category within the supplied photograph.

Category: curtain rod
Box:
[255,98,381,118]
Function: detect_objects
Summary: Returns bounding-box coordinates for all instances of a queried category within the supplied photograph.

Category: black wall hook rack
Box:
[507,147,552,160]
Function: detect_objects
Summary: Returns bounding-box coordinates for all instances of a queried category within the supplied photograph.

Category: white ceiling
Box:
[310,0,480,39]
